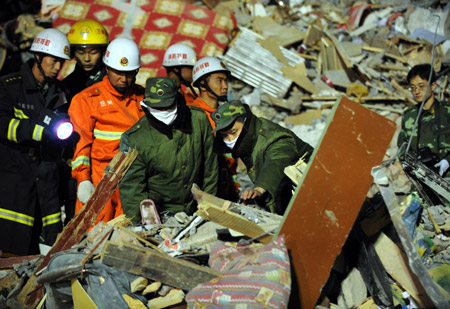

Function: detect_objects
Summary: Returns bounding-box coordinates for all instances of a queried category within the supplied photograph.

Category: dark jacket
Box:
[0,59,67,254]
[62,62,106,102]
[215,104,314,214]
[119,98,219,222]
[0,59,69,154]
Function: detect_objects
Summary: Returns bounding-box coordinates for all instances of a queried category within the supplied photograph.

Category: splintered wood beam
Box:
[15,149,138,308]
[101,242,220,291]
[196,201,273,244]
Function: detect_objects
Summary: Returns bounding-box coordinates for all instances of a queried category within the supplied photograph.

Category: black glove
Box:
[38,109,72,141]
[38,108,60,127]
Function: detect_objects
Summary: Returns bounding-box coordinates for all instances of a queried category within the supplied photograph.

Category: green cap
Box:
[211,100,246,133]
[144,77,177,108]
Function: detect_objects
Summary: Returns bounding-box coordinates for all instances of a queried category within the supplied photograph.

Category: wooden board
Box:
[196,201,273,244]
[101,242,220,291]
[374,233,432,307]
[277,96,396,308]
[15,150,138,308]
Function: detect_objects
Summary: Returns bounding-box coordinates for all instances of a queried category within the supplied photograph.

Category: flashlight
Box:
[54,120,74,140]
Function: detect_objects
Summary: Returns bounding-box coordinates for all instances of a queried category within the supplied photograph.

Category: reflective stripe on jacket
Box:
[69,76,145,183]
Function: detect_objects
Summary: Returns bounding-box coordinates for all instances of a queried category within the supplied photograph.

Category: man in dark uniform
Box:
[0,28,71,256]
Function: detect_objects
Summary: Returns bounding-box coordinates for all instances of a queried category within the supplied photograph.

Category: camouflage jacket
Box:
[397,98,450,163]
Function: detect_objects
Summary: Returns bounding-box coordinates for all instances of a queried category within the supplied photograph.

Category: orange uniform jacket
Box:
[188,97,215,128]
[180,86,196,106]
[69,76,145,223]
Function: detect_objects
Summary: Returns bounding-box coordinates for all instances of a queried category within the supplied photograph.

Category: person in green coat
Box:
[119,77,218,223]
[211,100,314,214]
[397,64,450,177]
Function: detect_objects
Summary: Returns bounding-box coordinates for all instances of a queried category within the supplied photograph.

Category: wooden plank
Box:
[284,109,322,125]
[15,150,138,308]
[72,278,99,309]
[323,30,352,69]
[101,242,220,291]
[304,25,323,47]
[374,233,433,307]
[0,255,41,269]
[281,62,318,94]
[196,201,273,244]
[277,97,396,308]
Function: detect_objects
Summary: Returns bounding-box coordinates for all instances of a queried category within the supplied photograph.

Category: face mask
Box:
[223,136,238,149]
[149,105,178,126]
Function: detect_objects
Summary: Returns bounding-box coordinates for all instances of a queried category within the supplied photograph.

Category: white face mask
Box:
[223,136,238,149]
[149,105,178,126]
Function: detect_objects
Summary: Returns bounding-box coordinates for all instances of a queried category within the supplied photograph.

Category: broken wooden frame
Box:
[277,97,397,308]
[14,149,139,308]
[101,241,220,291]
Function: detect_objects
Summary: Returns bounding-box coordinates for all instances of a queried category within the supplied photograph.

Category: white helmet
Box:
[163,43,197,67]
[103,37,141,71]
[193,57,229,86]
[30,29,71,60]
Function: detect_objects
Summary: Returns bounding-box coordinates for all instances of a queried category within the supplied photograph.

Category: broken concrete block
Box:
[122,294,146,309]
[142,282,162,295]
[147,289,185,309]
[130,277,148,293]
[337,268,367,308]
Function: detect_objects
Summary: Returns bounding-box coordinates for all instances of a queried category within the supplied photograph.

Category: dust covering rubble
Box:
[1,0,450,308]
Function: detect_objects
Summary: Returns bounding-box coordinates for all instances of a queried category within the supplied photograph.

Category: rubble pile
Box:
[1,0,450,308]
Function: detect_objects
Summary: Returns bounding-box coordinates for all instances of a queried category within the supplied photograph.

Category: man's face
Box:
[39,55,65,79]
[180,66,193,83]
[409,75,436,103]
[106,67,137,92]
[220,119,244,141]
[74,47,102,71]
[206,72,228,97]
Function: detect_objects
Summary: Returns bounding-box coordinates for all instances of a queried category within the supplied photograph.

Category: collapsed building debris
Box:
[1,0,450,308]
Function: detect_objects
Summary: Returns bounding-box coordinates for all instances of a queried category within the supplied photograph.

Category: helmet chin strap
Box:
[34,53,55,86]
[200,79,227,101]
[173,67,198,97]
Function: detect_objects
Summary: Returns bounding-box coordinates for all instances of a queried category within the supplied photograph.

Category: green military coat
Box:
[398,98,450,165]
[216,104,314,214]
[119,103,218,223]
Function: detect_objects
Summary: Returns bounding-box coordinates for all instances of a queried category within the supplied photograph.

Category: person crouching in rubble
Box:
[397,64,450,177]
[211,100,314,215]
[190,56,240,201]
[119,77,218,223]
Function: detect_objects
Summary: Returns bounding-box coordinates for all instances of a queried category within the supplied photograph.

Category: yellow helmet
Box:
[67,19,108,47]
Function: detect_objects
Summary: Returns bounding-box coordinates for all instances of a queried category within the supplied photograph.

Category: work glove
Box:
[38,108,60,127]
[434,159,449,176]
[77,180,95,204]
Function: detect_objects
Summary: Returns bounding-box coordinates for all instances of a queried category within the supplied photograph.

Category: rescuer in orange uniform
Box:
[189,57,239,200]
[69,37,145,224]
[189,56,229,128]
[162,43,197,105]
